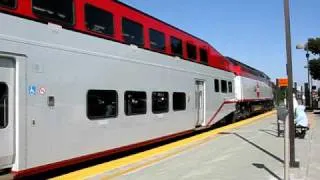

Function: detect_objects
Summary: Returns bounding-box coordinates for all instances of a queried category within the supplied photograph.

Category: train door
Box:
[0,57,14,169]
[195,80,205,127]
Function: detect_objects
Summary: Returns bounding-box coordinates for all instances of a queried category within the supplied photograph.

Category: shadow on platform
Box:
[233,133,284,164]
[252,163,282,180]
[259,129,278,137]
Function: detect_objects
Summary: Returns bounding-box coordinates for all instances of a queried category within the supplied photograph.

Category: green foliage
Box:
[275,87,287,105]
[307,37,320,55]
[309,58,320,80]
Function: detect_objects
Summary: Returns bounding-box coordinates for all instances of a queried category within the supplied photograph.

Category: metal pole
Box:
[306,50,313,109]
[307,56,311,107]
[284,115,290,180]
[283,0,298,168]
[306,50,313,108]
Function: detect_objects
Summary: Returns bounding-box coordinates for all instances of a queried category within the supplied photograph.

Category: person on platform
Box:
[294,105,308,128]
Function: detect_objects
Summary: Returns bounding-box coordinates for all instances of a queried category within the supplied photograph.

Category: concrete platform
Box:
[117,113,319,180]
[51,111,319,180]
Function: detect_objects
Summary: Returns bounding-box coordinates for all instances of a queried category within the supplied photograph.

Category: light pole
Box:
[296,43,313,108]
[283,0,299,169]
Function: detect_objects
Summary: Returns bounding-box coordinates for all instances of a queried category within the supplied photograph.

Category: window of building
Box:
[228,81,233,93]
[87,90,118,120]
[125,91,146,115]
[149,29,165,52]
[221,80,227,93]
[170,36,182,57]
[32,0,74,25]
[187,43,197,60]
[0,0,16,8]
[85,4,114,36]
[122,18,143,46]
[214,79,220,92]
[200,48,208,64]
[0,83,8,129]
[173,92,186,111]
[152,92,169,114]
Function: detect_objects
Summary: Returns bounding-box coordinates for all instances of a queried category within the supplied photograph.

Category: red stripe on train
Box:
[12,129,194,179]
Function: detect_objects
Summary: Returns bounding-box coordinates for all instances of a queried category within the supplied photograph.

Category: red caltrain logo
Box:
[255,83,260,98]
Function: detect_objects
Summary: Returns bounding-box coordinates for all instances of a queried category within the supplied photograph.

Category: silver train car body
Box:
[0,13,239,174]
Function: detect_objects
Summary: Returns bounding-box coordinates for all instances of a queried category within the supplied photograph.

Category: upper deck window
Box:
[149,29,165,52]
[122,18,144,46]
[85,4,114,36]
[170,36,182,57]
[200,48,208,64]
[0,0,16,8]
[187,43,197,60]
[32,0,74,25]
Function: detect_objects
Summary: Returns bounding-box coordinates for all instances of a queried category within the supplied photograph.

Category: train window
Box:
[149,29,165,52]
[221,80,227,93]
[122,18,144,46]
[214,79,220,92]
[125,91,147,115]
[0,83,8,129]
[0,0,16,8]
[187,43,197,60]
[85,4,114,36]
[32,0,74,25]
[228,81,233,93]
[87,90,118,120]
[152,92,169,114]
[170,36,182,57]
[173,92,186,111]
[200,48,208,64]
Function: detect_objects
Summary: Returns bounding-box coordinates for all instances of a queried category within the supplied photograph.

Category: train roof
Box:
[113,0,209,45]
[0,0,232,72]
[226,56,271,80]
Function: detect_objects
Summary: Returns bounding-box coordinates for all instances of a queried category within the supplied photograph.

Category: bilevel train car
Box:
[0,0,273,178]
[227,57,274,120]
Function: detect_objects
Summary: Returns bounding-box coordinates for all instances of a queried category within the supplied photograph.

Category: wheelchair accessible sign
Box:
[28,85,37,96]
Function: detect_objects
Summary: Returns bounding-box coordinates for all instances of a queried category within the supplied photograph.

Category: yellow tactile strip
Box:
[52,110,276,180]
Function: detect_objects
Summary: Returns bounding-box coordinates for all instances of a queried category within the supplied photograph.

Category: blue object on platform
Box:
[295,105,308,127]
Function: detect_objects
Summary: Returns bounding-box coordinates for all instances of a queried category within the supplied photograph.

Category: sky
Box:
[120,0,320,87]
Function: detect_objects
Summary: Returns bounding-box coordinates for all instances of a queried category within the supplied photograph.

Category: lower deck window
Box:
[221,80,227,93]
[125,91,146,115]
[152,92,169,114]
[87,90,118,120]
[173,92,186,111]
[0,0,16,8]
[214,79,220,92]
[228,81,233,93]
[0,83,8,128]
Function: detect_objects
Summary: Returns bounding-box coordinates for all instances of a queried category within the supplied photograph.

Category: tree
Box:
[307,37,320,55]
[309,58,320,80]
[307,37,320,80]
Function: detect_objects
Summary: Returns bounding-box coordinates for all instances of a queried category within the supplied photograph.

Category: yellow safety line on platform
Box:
[51,110,275,180]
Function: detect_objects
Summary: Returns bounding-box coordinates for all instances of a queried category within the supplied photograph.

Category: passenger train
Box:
[0,0,273,178]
